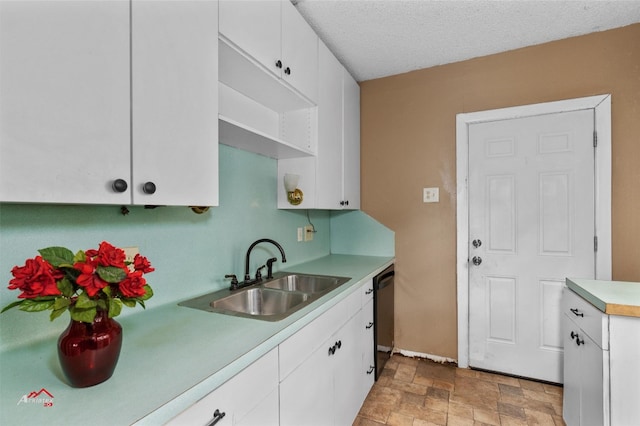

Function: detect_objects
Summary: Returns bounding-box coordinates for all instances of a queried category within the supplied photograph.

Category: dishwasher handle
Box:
[375,271,395,290]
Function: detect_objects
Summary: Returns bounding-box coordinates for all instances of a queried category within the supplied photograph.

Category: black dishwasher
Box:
[373,264,395,380]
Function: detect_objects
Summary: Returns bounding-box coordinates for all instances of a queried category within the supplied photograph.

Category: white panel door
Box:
[468,110,595,382]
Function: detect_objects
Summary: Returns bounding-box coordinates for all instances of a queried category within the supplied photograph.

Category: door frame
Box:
[456,95,612,368]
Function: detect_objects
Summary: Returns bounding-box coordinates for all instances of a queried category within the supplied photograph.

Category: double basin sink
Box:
[179,273,350,321]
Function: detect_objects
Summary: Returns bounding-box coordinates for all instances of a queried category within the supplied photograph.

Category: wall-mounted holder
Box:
[284,173,303,206]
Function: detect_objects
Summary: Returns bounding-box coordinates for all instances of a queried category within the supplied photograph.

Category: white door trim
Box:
[456,95,612,368]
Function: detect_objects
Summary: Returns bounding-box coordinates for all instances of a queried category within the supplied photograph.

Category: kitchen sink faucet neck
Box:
[244,239,287,282]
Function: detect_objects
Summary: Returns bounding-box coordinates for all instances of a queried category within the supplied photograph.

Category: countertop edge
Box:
[566,278,640,318]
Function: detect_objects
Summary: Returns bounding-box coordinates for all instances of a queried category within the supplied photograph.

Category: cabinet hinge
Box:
[593,131,598,147]
[594,236,598,252]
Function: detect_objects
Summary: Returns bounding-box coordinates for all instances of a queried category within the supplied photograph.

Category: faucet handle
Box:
[255,265,266,281]
[225,274,239,290]
[266,257,278,279]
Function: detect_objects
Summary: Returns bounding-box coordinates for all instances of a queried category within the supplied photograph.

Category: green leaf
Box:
[57,277,75,297]
[102,285,112,297]
[97,299,108,311]
[38,247,75,268]
[121,298,136,308]
[53,298,70,310]
[75,292,97,309]
[73,250,86,264]
[1,300,25,314]
[70,306,96,323]
[50,307,68,321]
[18,299,55,312]
[137,300,146,309]
[97,266,126,283]
[140,285,154,301]
[108,298,123,318]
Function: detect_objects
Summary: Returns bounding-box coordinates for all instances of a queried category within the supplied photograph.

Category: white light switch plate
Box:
[423,187,439,203]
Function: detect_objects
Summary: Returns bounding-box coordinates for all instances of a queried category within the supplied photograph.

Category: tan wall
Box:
[360,24,640,359]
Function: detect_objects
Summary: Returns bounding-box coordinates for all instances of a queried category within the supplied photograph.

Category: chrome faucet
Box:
[244,238,287,282]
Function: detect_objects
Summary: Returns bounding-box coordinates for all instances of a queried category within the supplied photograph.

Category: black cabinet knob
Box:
[275,60,282,69]
[142,181,156,194]
[112,179,128,193]
[284,67,291,75]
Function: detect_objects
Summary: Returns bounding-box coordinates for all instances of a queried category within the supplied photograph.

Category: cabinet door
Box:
[132,0,218,206]
[0,0,130,204]
[563,313,581,426]
[580,331,606,426]
[235,387,279,426]
[315,41,344,209]
[362,298,376,399]
[219,1,281,79]
[333,311,365,426]
[280,0,318,102]
[342,69,361,209]
[279,339,334,426]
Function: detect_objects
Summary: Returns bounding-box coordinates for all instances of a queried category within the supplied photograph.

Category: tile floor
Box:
[354,354,565,426]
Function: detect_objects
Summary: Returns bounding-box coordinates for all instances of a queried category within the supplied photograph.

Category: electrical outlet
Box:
[123,246,139,264]
[423,187,439,203]
[297,227,303,242]
[304,225,314,242]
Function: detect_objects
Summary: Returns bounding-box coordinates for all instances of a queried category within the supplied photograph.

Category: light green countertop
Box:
[566,278,640,317]
[0,254,393,426]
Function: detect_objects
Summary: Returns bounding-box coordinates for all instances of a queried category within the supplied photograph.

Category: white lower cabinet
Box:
[166,348,279,426]
[562,288,640,426]
[279,282,373,425]
[168,281,376,426]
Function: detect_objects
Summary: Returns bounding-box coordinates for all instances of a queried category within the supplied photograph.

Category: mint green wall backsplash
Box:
[0,145,330,350]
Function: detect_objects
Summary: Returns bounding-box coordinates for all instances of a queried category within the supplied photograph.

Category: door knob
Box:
[472,239,482,248]
[472,256,482,266]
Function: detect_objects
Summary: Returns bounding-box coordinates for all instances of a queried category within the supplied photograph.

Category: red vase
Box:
[57,309,123,388]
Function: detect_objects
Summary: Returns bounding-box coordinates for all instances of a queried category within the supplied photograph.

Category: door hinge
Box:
[594,236,598,252]
[593,131,598,147]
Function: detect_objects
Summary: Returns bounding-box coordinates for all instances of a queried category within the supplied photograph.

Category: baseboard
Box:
[394,348,457,365]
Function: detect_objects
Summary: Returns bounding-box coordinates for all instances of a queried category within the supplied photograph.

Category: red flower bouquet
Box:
[2,242,154,323]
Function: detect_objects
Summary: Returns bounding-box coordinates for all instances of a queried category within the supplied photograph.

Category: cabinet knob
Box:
[367,365,375,374]
[275,60,282,69]
[366,322,374,329]
[142,181,156,194]
[284,66,291,75]
[365,288,373,295]
[112,179,128,193]
[340,200,349,206]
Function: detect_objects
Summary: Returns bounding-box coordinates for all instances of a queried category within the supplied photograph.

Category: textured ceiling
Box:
[293,0,640,81]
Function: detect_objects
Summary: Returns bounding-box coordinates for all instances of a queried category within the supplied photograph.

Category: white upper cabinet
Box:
[0,0,219,206]
[219,0,318,103]
[131,0,219,207]
[278,41,360,210]
[342,69,361,209]
[0,0,131,204]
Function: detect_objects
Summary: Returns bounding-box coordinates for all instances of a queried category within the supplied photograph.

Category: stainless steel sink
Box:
[263,274,347,293]
[211,287,309,316]
[178,273,350,321]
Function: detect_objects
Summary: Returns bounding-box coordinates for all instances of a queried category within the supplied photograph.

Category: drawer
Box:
[563,288,609,349]
[361,279,374,306]
[167,348,278,425]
